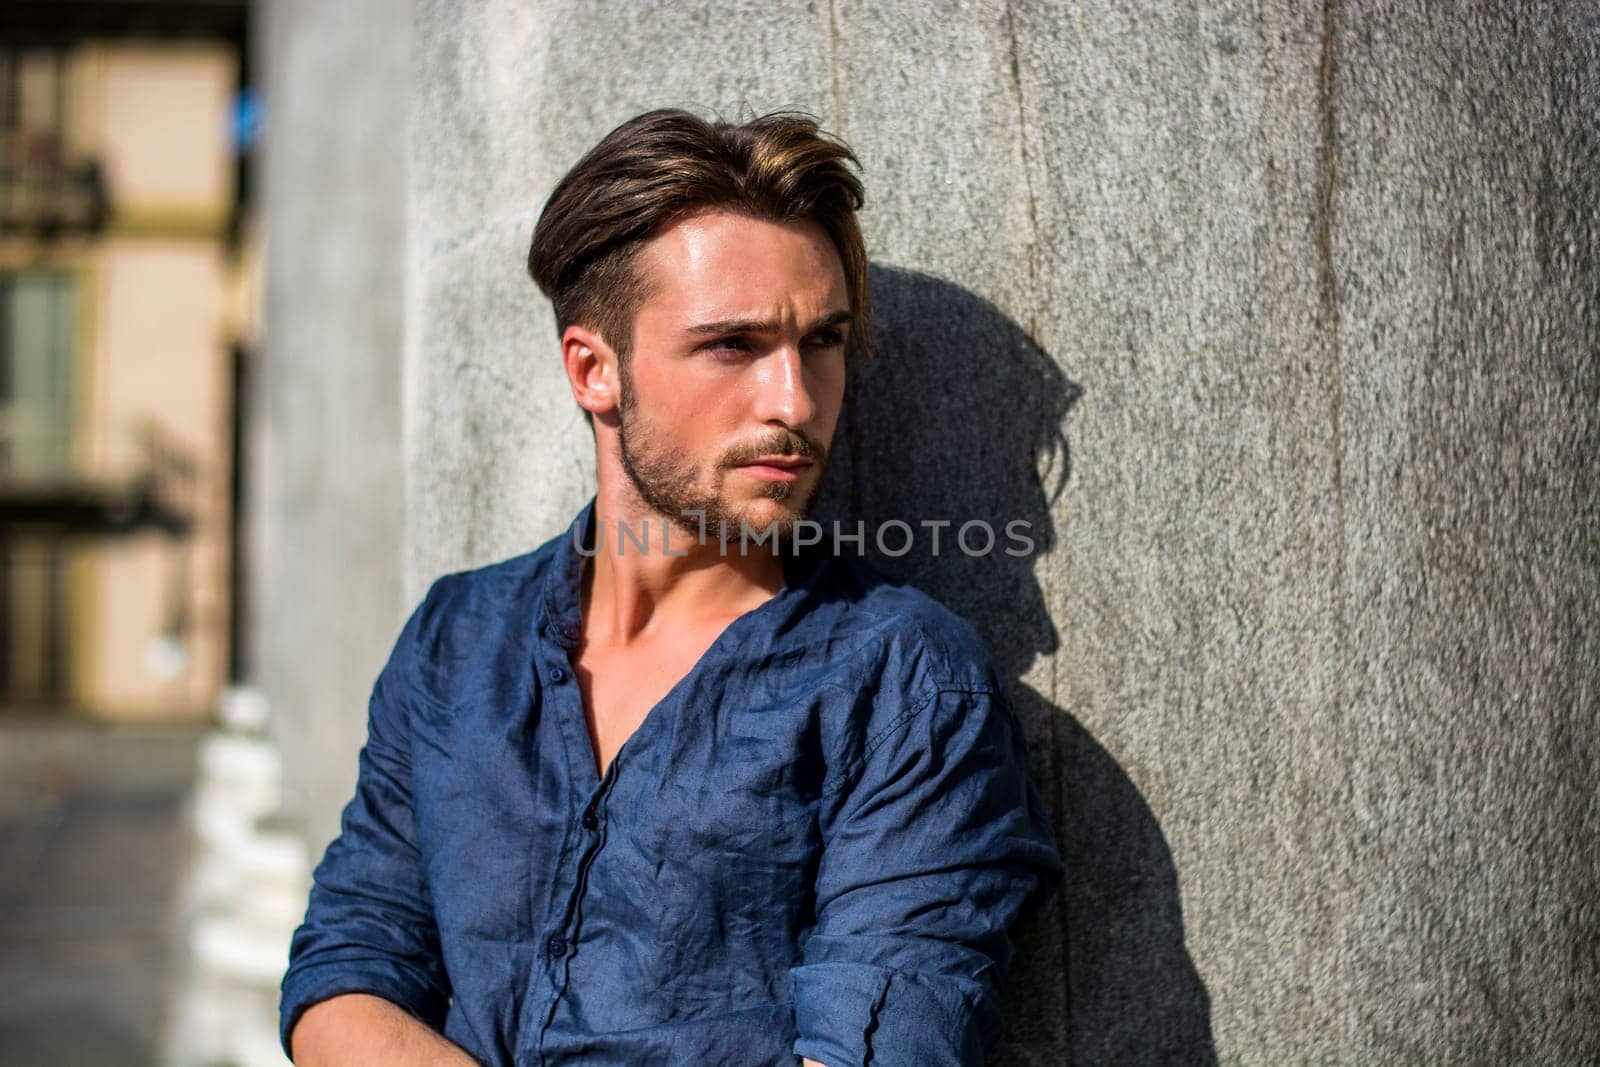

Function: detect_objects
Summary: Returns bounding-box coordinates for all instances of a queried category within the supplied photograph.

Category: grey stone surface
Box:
[256,0,411,853]
[1328,6,1598,1061]
[1013,3,1336,1061]
[263,0,1600,1061]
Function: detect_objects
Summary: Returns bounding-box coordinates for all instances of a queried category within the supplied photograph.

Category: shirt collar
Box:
[540,498,595,650]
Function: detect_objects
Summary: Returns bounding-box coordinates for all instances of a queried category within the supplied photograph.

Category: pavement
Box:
[0,718,205,1067]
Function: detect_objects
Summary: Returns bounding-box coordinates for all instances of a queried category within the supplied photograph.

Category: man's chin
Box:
[732,500,810,537]
[643,472,824,549]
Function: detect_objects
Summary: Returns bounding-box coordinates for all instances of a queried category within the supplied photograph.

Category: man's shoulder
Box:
[798,554,1018,797]
[394,529,568,671]
[806,552,1003,696]
[422,538,558,612]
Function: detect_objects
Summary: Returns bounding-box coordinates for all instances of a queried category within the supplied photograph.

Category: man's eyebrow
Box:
[685,309,852,336]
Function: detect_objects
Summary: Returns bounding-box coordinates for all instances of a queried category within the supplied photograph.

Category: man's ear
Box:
[561,324,620,418]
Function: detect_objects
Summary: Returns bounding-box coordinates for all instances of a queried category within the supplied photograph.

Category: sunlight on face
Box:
[617,209,850,539]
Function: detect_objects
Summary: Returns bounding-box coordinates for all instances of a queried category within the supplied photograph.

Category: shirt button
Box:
[548,666,566,684]
[547,936,567,957]
[581,807,599,831]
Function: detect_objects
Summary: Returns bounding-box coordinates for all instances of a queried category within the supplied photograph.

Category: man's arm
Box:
[789,684,1064,1067]
[291,994,479,1066]
[279,579,467,1062]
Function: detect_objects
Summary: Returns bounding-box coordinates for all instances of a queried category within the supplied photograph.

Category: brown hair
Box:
[527,108,872,384]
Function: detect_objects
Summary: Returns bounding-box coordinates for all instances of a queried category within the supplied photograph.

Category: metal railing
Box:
[0,131,109,237]
[0,413,197,538]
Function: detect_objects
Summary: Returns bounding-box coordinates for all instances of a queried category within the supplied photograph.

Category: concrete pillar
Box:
[257,0,410,852]
[290,0,1597,1061]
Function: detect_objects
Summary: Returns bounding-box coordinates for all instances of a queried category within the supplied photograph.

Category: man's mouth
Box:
[736,455,813,480]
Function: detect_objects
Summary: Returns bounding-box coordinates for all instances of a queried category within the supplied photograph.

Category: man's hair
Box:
[527,108,873,385]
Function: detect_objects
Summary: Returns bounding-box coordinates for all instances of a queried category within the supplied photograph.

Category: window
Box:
[0,272,76,706]
[0,272,75,476]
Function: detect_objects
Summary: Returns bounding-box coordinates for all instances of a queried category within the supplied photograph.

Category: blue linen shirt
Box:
[279,498,1063,1065]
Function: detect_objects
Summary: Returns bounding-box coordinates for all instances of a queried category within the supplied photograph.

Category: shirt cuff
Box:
[278,957,450,1060]
[790,960,994,1066]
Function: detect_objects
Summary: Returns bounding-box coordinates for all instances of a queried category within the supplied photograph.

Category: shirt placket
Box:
[519,615,614,1065]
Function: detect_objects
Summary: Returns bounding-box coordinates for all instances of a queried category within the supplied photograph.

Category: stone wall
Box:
[267,1,1600,1061]
[257,0,410,851]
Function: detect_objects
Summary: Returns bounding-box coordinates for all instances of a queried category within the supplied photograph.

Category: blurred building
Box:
[0,0,255,720]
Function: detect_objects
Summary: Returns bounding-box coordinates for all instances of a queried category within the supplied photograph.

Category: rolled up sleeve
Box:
[790,685,1064,1067]
[278,584,453,1059]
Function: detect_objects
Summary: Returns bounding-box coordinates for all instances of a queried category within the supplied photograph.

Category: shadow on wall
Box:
[812,265,1217,1066]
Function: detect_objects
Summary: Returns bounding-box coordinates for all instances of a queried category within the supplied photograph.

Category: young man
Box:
[280,109,1063,1067]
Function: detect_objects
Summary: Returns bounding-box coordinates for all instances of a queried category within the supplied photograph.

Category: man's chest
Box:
[405,664,851,1033]
[571,626,730,781]
[405,644,857,894]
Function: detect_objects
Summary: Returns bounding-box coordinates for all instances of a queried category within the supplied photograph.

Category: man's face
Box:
[615,209,849,543]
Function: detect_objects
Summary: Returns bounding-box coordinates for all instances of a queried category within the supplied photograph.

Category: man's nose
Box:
[753,344,817,428]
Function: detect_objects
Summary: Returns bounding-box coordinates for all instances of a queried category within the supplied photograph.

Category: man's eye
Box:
[704,337,751,358]
[804,330,846,349]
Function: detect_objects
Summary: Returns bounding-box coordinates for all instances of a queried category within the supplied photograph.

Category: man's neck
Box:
[582,491,786,647]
